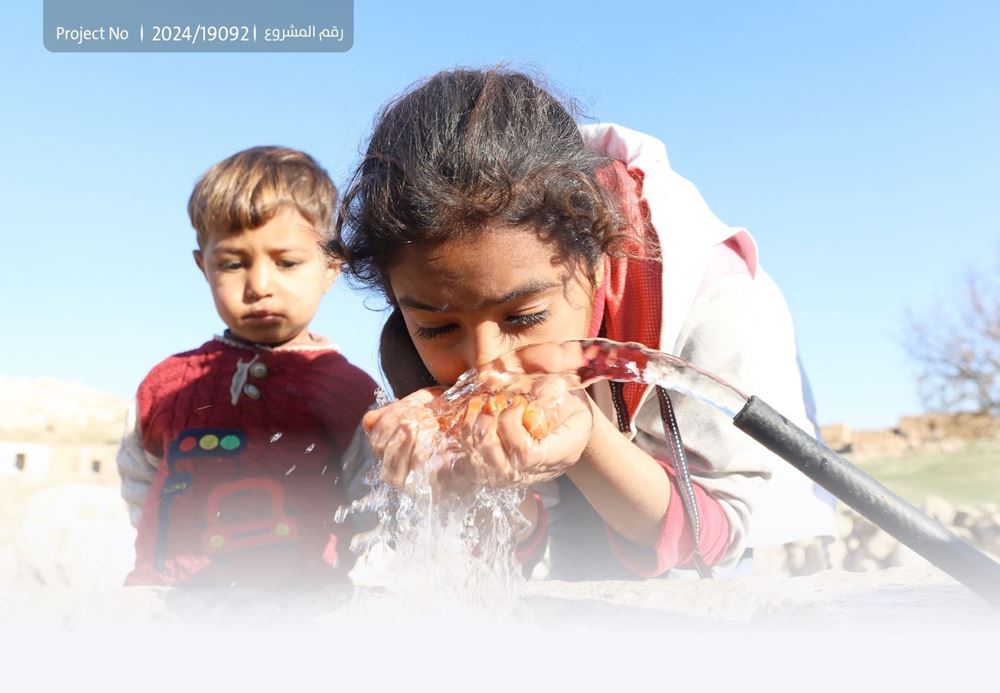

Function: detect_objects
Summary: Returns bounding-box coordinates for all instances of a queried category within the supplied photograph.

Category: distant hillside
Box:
[0,376,128,444]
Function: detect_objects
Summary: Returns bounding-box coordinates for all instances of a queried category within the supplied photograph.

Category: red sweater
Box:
[127,336,376,588]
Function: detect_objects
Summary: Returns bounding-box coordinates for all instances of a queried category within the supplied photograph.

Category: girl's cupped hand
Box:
[363,370,592,494]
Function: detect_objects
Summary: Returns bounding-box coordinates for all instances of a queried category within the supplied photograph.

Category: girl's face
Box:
[387,227,601,386]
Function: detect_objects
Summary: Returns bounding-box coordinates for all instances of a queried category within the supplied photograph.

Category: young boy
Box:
[117,147,377,587]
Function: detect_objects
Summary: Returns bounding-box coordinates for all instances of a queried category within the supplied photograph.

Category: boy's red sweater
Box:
[127,337,376,588]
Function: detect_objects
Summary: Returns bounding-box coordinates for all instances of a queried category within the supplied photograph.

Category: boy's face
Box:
[194,207,339,346]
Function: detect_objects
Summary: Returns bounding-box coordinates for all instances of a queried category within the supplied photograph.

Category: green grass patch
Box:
[854,440,1000,507]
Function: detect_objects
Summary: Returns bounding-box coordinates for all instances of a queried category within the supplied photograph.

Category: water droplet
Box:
[304,443,316,454]
[270,432,283,443]
[285,465,296,476]
[321,465,328,475]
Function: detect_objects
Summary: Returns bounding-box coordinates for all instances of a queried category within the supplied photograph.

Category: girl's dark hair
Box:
[335,67,629,396]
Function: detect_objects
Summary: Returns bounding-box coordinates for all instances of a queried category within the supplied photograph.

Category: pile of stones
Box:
[756,497,1000,576]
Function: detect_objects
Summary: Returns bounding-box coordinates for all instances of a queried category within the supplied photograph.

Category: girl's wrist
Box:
[571,394,620,478]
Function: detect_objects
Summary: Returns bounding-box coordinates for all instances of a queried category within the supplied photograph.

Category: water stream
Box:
[335,338,749,611]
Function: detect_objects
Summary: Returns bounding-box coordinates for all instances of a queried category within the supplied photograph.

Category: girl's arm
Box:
[566,402,671,547]
[567,396,735,576]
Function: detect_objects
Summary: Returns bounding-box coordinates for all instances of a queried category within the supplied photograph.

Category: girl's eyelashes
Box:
[414,324,458,339]
[505,310,549,329]
[413,310,550,340]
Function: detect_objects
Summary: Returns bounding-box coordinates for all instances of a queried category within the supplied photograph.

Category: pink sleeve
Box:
[605,463,731,577]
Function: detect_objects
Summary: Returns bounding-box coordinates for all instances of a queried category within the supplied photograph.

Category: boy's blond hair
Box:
[188,146,337,249]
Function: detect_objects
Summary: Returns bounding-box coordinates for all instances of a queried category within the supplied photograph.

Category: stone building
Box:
[0,441,52,478]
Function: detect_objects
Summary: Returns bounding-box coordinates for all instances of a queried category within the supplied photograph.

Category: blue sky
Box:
[2,1,998,429]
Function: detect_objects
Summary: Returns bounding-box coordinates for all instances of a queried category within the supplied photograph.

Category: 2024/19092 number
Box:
[151,25,251,44]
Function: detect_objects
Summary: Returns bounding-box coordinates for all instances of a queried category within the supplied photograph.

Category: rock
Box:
[798,539,831,575]
[826,536,847,569]
[852,515,879,541]
[866,529,899,562]
[835,506,855,536]
[857,557,882,572]
[953,504,979,527]
[922,495,955,525]
[970,519,1000,551]
[820,423,853,452]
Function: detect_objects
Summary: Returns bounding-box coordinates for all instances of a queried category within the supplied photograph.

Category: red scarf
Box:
[588,161,663,418]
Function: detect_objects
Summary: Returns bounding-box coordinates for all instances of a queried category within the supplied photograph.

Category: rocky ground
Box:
[1,473,996,693]
[1,472,995,624]
[1,565,994,693]
[1,379,996,692]
[0,564,991,629]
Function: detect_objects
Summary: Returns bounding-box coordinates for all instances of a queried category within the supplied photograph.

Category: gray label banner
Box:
[44,0,354,53]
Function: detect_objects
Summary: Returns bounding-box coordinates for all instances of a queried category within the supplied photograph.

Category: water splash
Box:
[338,451,529,612]
[374,386,392,408]
[338,338,748,611]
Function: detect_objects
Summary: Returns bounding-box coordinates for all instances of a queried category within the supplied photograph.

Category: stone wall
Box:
[820,412,1000,459]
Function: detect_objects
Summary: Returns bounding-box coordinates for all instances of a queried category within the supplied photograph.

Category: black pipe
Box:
[733,395,1000,608]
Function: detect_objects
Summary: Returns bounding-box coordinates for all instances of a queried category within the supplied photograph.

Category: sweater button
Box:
[249,362,268,379]
[243,383,261,400]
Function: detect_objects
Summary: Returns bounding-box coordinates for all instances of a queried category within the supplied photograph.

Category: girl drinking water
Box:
[336,68,834,580]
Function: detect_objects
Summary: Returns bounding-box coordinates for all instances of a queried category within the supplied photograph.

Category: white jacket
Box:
[581,123,836,557]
